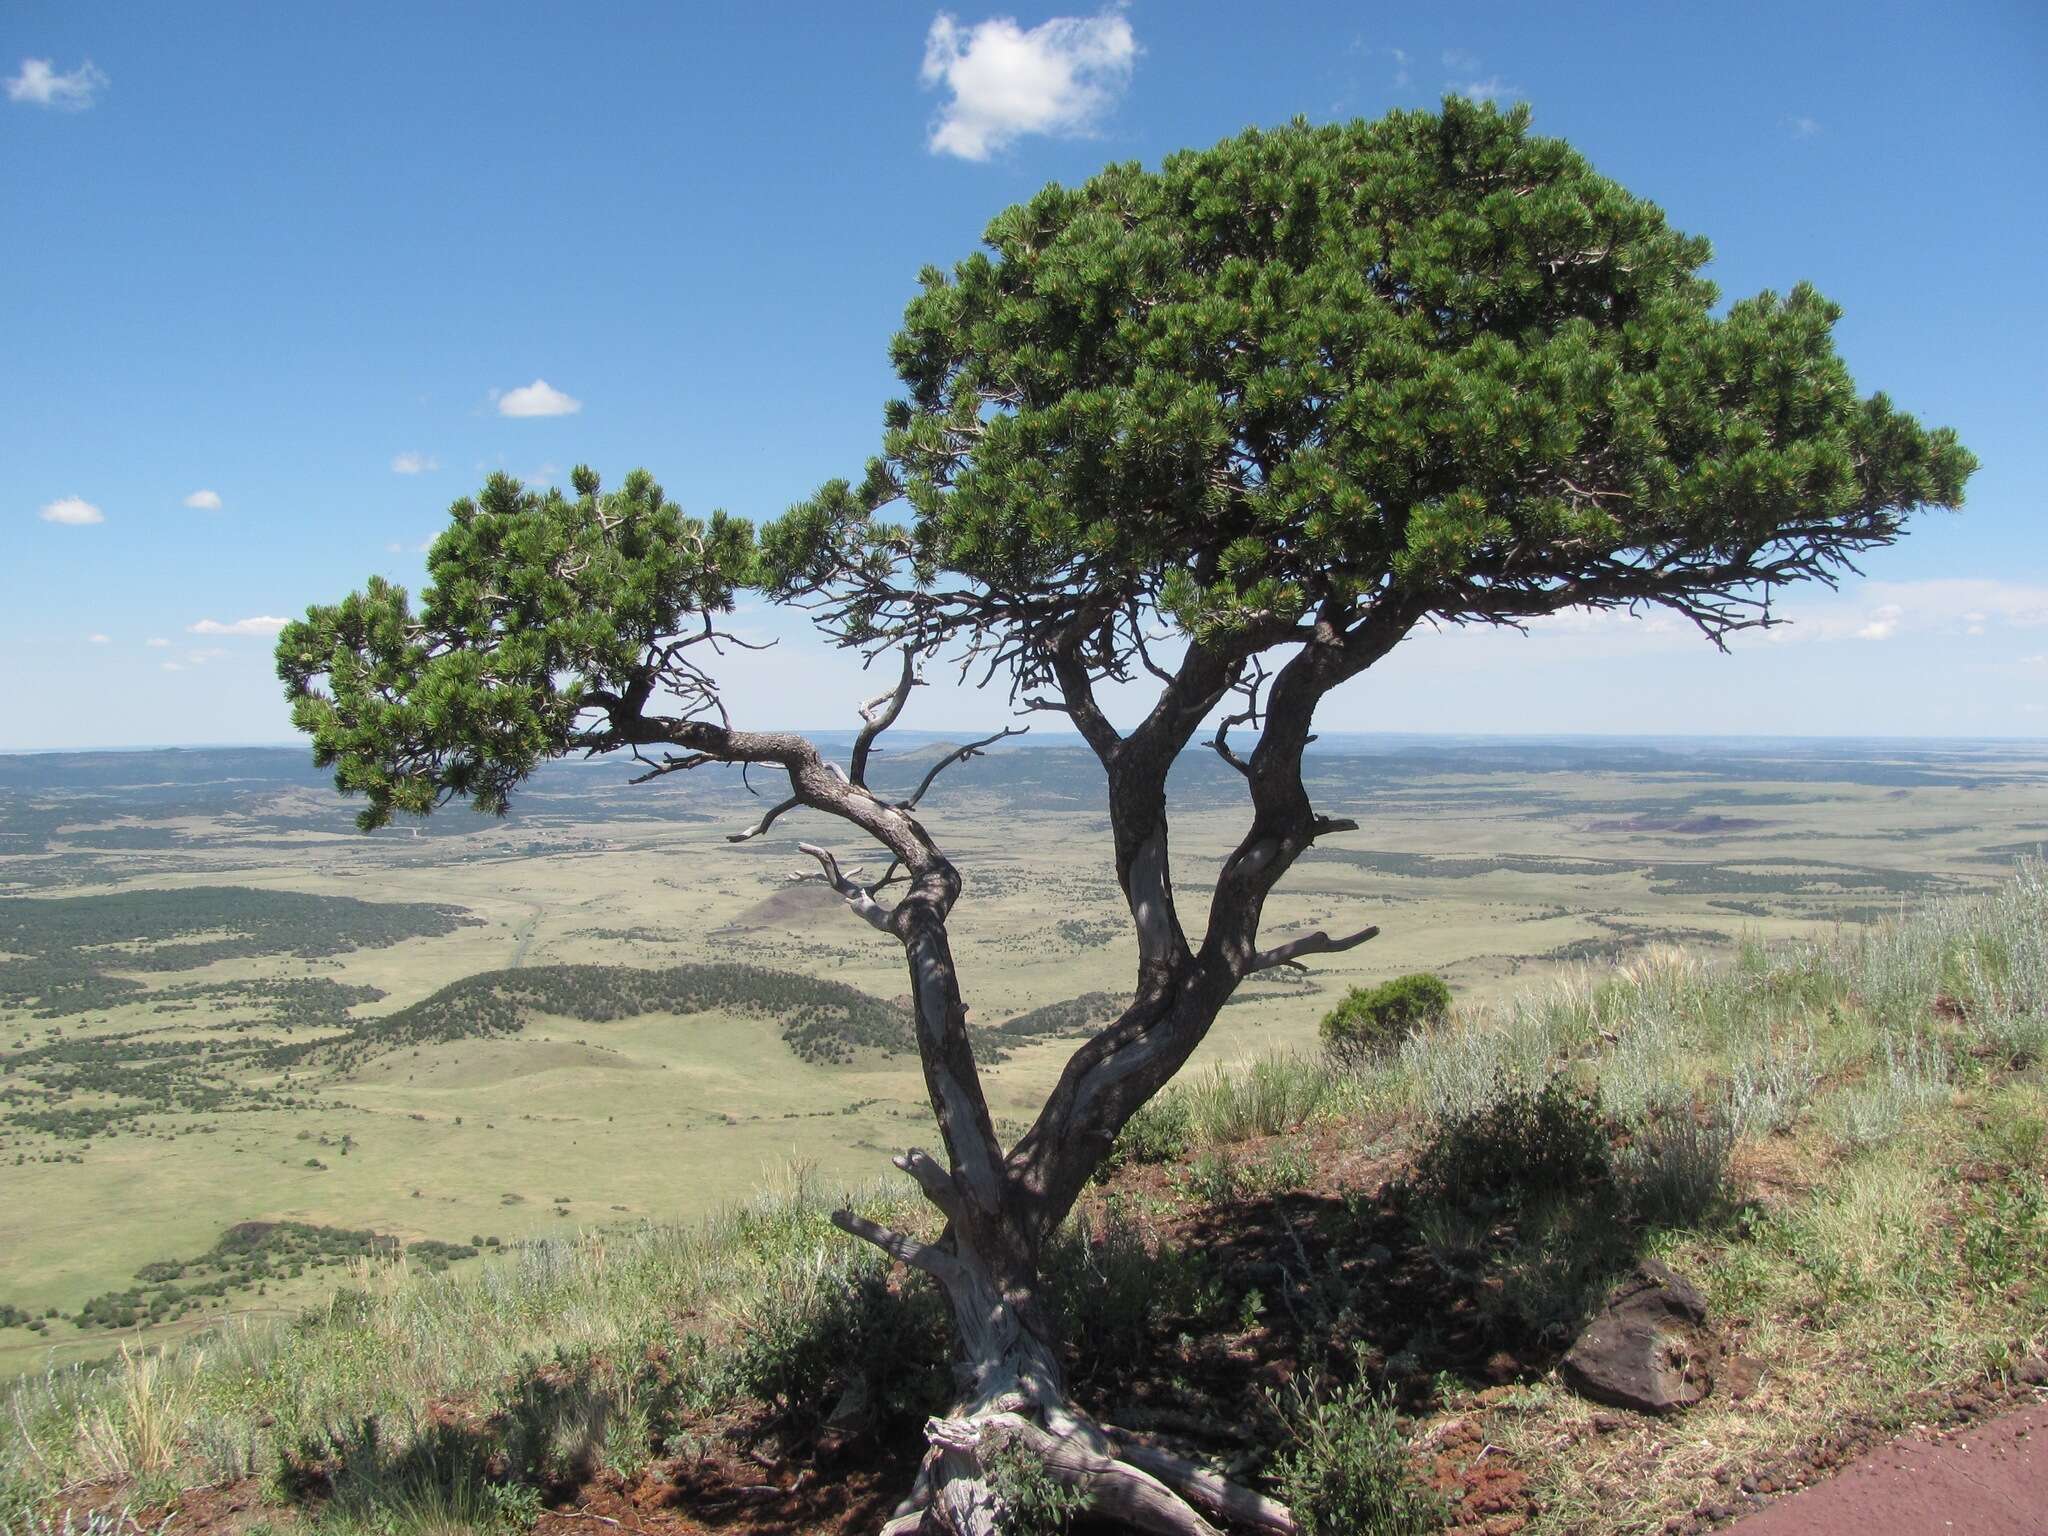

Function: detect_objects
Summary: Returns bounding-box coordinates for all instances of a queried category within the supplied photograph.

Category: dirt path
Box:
[1728,1399,2048,1534]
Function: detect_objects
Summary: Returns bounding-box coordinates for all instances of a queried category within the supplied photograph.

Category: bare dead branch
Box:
[727,793,802,842]
[892,1147,965,1222]
[899,726,1029,811]
[626,751,716,784]
[795,841,894,931]
[851,646,918,788]
[1247,923,1380,974]
[1116,1443,1298,1536]
[829,1209,963,1284]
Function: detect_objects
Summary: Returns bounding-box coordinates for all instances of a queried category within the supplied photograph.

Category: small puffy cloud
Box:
[6,58,108,110]
[183,489,222,510]
[1856,604,1903,641]
[87,633,111,645]
[188,615,288,637]
[1436,50,1516,104]
[495,379,582,418]
[160,662,184,672]
[38,496,103,525]
[146,637,170,648]
[1389,47,1411,87]
[921,9,1137,160]
[1787,115,1821,139]
[390,451,439,475]
[1459,76,1515,102]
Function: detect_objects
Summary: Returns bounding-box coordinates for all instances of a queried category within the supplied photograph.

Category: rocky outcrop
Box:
[1560,1259,1716,1414]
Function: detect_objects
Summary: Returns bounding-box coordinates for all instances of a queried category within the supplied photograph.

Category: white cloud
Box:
[390,451,439,474]
[182,489,222,510]
[1788,115,1821,139]
[1389,47,1411,87]
[186,646,227,665]
[160,662,184,672]
[1458,76,1516,102]
[1777,580,2048,645]
[921,8,1137,160]
[495,379,581,418]
[188,616,288,637]
[5,58,108,111]
[1441,48,1481,71]
[87,633,110,645]
[145,637,170,648]
[38,496,103,525]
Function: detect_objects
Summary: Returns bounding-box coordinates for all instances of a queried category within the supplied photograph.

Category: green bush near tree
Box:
[1320,974,1454,1067]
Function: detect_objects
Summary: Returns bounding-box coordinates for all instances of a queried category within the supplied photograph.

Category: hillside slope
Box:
[2,863,2043,1536]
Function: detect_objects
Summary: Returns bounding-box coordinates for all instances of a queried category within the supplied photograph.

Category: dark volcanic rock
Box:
[1560,1259,1715,1414]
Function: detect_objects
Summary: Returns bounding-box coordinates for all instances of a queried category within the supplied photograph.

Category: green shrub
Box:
[1094,1096,1193,1181]
[1321,975,1453,1068]
[986,1438,1087,1535]
[1269,1355,1445,1536]
[1044,1200,1223,1384]
[1410,1078,1612,1214]
[720,1261,951,1433]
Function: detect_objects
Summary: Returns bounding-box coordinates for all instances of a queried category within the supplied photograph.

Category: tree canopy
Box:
[282,102,1972,830]
[765,99,1971,677]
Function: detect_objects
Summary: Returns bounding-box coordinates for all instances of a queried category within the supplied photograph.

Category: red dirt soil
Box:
[1725,1401,2048,1536]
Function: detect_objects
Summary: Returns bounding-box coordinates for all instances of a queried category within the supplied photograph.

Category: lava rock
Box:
[1559,1259,1715,1414]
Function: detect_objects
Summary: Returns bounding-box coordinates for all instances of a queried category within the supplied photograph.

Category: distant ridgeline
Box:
[277,962,918,1070]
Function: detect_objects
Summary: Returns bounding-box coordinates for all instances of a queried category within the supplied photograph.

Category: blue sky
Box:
[5,1,2044,750]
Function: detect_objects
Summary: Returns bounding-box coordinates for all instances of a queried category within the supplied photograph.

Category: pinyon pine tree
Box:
[279,101,1973,1534]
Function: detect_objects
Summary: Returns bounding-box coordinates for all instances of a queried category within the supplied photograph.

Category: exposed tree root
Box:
[881,1407,1297,1536]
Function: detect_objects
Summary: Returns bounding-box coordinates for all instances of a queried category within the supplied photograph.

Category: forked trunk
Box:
[838,922,1296,1536]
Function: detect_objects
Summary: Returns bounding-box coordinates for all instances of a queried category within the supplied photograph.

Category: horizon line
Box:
[4,728,2047,758]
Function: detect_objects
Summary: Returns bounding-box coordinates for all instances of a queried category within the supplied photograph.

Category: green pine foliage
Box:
[766,99,1971,649]
[277,468,754,830]
[277,103,1970,844]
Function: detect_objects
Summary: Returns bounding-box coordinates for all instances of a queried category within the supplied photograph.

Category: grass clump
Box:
[1321,974,1453,1070]
[1180,1053,1334,1143]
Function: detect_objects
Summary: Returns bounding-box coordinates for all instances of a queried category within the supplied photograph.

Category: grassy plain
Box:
[0,855,2042,1536]
[1,737,2043,1377]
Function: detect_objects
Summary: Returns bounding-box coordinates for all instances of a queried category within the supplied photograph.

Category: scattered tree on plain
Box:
[279,101,1972,1534]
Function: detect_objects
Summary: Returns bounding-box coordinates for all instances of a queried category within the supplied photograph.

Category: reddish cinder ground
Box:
[1727,1401,2048,1536]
